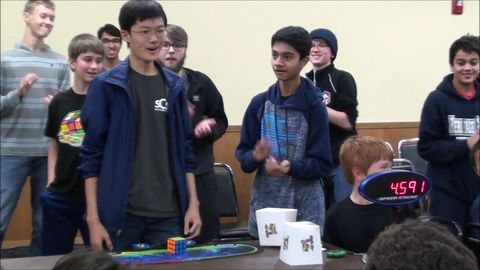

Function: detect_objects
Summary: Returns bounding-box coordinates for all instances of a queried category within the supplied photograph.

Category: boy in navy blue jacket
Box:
[236,26,333,238]
[78,0,201,252]
[418,34,479,231]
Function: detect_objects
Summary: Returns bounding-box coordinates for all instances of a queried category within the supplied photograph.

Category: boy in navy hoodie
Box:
[236,26,333,238]
[418,34,479,231]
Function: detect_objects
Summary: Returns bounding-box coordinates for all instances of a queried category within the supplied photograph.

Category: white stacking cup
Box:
[279,221,323,265]
[255,208,297,246]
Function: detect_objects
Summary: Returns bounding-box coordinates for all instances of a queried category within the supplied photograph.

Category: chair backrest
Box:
[393,156,431,215]
[384,141,394,156]
[398,138,428,176]
[418,215,463,240]
[392,158,415,171]
[213,162,241,227]
[464,222,480,259]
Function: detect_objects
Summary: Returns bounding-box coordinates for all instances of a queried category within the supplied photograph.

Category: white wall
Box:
[2,0,479,125]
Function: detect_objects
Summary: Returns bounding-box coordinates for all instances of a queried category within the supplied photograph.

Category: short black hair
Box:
[449,34,479,65]
[118,0,167,32]
[366,219,478,270]
[97,23,121,39]
[271,26,311,59]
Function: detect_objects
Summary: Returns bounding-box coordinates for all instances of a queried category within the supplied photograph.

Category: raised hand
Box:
[18,73,39,99]
[252,138,271,161]
[194,118,216,138]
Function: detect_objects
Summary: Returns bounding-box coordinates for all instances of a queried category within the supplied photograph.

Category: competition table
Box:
[1,242,364,270]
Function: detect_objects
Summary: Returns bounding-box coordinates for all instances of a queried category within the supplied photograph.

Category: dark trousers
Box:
[40,190,89,255]
[194,171,220,243]
[109,213,182,252]
[430,187,470,232]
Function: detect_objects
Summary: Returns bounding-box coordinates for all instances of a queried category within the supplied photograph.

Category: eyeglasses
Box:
[162,42,186,51]
[311,42,329,49]
[130,28,166,39]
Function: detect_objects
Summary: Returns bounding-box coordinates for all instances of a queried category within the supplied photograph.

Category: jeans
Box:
[109,213,182,252]
[41,190,89,255]
[330,165,352,205]
[0,155,47,256]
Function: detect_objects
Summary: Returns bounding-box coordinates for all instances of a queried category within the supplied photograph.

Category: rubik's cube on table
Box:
[167,236,187,254]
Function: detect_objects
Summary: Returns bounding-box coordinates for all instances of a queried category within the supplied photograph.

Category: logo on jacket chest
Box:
[322,91,331,105]
[448,115,480,138]
[154,99,168,112]
[192,94,200,102]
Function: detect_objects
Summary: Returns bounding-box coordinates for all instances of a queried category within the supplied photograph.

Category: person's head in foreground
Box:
[52,250,120,270]
[365,219,478,270]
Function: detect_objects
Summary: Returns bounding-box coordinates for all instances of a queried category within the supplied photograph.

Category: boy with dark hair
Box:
[79,0,201,252]
[42,33,104,255]
[366,219,478,270]
[52,250,119,270]
[306,28,358,208]
[323,135,415,253]
[97,23,122,70]
[236,26,333,238]
[159,24,228,243]
[418,34,479,231]
[1,0,70,256]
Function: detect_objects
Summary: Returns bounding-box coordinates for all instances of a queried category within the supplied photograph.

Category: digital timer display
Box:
[359,170,432,205]
[390,179,427,196]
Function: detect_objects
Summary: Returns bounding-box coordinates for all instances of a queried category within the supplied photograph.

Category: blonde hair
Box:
[24,0,55,13]
[339,135,394,184]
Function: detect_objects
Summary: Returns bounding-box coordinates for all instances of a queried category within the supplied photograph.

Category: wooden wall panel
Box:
[2,180,32,245]
[3,122,419,243]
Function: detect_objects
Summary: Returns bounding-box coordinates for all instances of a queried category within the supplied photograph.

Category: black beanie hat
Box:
[310,28,338,61]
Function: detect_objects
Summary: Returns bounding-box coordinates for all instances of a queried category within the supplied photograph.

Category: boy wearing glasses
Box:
[236,26,333,238]
[97,23,122,71]
[79,0,201,252]
[306,28,358,209]
[159,24,228,243]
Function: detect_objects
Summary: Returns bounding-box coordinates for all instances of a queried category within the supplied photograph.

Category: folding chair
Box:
[418,215,463,240]
[213,163,251,240]
[392,158,415,171]
[398,138,431,215]
[384,141,394,156]
[464,222,480,261]
[398,138,428,176]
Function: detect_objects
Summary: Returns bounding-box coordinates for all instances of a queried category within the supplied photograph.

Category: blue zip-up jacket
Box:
[418,73,480,203]
[78,59,196,233]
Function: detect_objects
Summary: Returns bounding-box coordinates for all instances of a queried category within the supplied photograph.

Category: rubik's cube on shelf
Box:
[167,236,187,254]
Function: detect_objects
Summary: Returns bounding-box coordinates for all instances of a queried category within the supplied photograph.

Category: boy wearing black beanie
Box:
[306,28,358,209]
